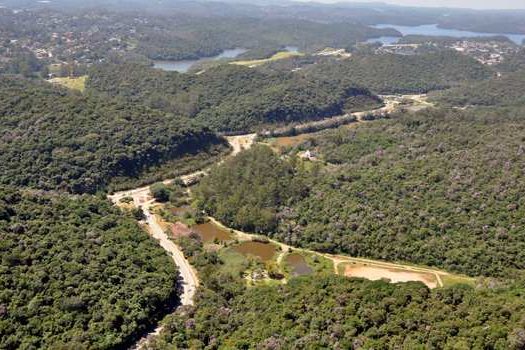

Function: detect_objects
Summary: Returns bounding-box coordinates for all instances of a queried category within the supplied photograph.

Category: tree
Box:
[151,183,171,202]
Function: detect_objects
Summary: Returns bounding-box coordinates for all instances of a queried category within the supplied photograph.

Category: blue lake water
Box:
[368,24,525,45]
[153,46,300,73]
[153,48,248,73]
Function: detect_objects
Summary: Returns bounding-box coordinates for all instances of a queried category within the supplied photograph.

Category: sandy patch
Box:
[343,263,438,289]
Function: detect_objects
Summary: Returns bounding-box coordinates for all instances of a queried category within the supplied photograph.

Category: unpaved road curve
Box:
[111,100,432,347]
[109,134,256,350]
[127,200,199,350]
[144,204,198,306]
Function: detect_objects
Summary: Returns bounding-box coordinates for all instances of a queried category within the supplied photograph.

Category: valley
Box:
[2,1,525,348]
[108,95,473,348]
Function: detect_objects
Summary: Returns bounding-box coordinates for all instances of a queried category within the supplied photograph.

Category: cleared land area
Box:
[341,262,439,288]
[231,51,303,67]
[48,75,87,91]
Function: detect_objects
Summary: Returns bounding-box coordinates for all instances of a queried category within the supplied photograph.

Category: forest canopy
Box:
[0,76,226,193]
[431,70,525,107]
[0,186,178,349]
[195,107,525,278]
[150,273,525,349]
[86,63,381,132]
[306,51,492,95]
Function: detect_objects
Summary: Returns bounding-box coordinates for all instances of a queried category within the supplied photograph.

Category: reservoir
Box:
[153,48,247,73]
[368,24,525,45]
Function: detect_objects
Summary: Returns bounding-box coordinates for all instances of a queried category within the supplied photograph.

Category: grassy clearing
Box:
[303,252,333,274]
[49,75,87,92]
[231,51,303,67]
[441,274,477,288]
[218,248,252,275]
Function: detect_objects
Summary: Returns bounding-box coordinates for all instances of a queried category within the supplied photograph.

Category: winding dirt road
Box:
[109,98,431,348]
[109,134,256,349]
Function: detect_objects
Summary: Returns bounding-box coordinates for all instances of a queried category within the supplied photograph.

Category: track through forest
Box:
[109,96,433,349]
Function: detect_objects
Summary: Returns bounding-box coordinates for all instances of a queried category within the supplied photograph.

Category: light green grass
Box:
[219,247,253,276]
[303,252,334,275]
[232,51,303,67]
[441,274,477,288]
[49,75,87,92]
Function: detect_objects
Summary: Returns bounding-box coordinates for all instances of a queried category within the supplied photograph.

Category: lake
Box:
[368,24,525,45]
[153,46,300,73]
[153,48,247,73]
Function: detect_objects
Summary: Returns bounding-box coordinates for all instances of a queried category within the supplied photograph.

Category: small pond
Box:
[192,222,232,243]
[233,241,278,262]
[286,253,313,276]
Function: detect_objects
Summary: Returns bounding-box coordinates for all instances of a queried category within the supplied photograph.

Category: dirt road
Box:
[110,99,434,348]
[128,200,199,350]
[109,134,256,350]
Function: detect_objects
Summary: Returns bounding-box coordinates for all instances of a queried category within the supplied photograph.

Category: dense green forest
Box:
[432,70,525,107]
[306,51,492,94]
[0,76,227,193]
[195,107,525,278]
[195,145,308,233]
[152,276,525,349]
[147,230,525,350]
[87,63,381,132]
[86,50,489,132]
[134,18,398,61]
[498,49,525,72]
[0,186,178,349]
[2,2,525,349]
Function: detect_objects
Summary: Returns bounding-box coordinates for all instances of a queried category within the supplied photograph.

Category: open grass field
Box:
[49,75,87,92]
[231,51,303,67]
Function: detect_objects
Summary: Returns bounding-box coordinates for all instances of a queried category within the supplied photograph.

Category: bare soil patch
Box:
[343,263,438,288]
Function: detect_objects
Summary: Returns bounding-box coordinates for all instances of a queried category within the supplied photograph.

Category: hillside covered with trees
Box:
[0,76,227,193]
[0,186,178,349]
[152,275,525,349]
[133,17,399,61]
[86,50,490,133]
[306,51,492,95]
[195,107,525,278]
[432,70,525,107]
[87,63,382,132]
[2,1,524,349]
